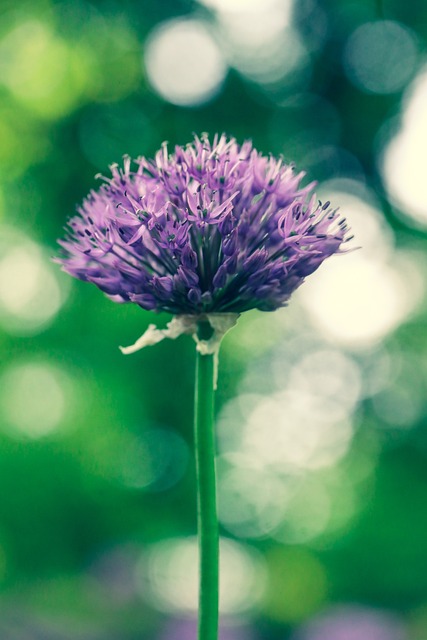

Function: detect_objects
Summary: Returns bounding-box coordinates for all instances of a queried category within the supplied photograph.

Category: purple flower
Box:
[57,134,351,314]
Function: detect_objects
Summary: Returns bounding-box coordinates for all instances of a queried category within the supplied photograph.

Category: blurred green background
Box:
[1,0,427,638]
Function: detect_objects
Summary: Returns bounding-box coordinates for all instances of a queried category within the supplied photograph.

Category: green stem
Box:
[194,320,219,640]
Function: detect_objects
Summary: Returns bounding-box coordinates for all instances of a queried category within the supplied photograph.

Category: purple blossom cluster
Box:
[57,134,351,314]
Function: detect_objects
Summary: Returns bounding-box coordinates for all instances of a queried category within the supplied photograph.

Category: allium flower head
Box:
[57,134,351,315]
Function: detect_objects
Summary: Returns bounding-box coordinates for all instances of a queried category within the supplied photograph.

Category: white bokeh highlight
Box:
[205,0,309,87]
[137,537,266,614]
[144,19,227,106]
[298,187,423,348]
[0,362,69,439]
[343,20,418,94]
[382,66,427,227]
[0,226,68,335]
[114,429,188,492]
[215,345,363,540]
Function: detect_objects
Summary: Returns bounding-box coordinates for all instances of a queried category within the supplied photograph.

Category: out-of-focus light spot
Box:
[215,393,265,451]
[0,226,68,335]
[372,354,424,429]
[294,3,329,54]
[263,547,327,623]
[216,345,363,538]
[343,21,418,94]
[271,477,331,544]
[218,457,361,542]
[317,182,394,260]
[137,537,266,615]
[318,469,359,538]
[218,462,292,537]
[297,188,423,348]
[114,429,188,492]
[0,21,86,119]
[231,28,309,86]
[208,0,307,88]
[225,310,289,360]
[217,351,359,539]
[144,19,227,106]
[219,318,380,543]
[373,384,423,428]
[0,362,69,438]
[221,390,354,471]
[77,16,140,103]
[0,17,139,118]
[288,349,361,415]
[291,605,408,640]
[0,106,48,178]
[382,67,427,227]
[214,0,293,50]
[358,347,394,397]
[299,251,422,348]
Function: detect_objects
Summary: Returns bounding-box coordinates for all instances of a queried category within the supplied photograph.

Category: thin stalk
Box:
[194,320,219,640]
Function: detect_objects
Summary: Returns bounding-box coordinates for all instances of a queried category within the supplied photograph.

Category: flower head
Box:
[57,134,351,315]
